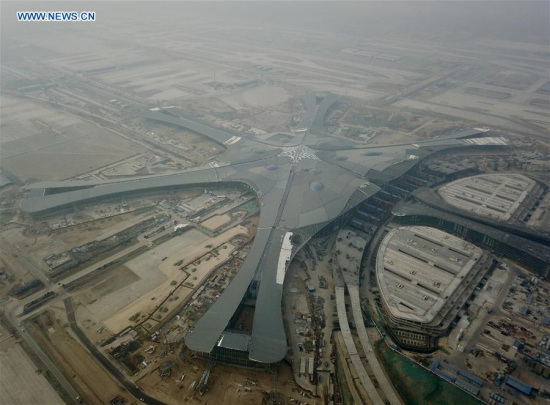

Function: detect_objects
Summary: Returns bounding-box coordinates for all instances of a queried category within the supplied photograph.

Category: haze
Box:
[1,2,549,405]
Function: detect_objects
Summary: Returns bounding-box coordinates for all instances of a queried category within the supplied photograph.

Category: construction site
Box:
[438,174,544,222]
[1,2,549,405]
[375,226,492,350]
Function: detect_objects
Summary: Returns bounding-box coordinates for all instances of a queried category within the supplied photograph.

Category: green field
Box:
[377,343,482,405]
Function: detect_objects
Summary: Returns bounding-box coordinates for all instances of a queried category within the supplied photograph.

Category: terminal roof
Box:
[376,226,483,323]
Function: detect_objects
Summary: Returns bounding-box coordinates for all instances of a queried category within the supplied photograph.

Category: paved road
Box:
[61,240,149,285]
[2,229,162,404]
[3,242,164,404]
[4,304,83,404]
[348,286,402,405]
[64,297,165,405]
[461,261,521,360]
[336,229,402,404]
[334,283,384,405]
[2,239,51,285]
[14,240,149,309]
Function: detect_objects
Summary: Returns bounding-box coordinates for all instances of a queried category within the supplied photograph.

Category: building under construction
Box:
[375,226,493,350]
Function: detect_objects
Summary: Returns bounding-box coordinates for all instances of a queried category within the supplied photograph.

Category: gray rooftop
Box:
[376,226,483,323]
[217,331,250,352]
[438,174,536,221]
[393,201,550,263]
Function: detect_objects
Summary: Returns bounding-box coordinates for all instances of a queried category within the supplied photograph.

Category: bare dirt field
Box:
[483,71,539,91]
[25,309,128,404]
[200,213,232,231]
[465,87,511,100]
[137,352,317,405]
[395,98,546,137]
[370,130,419,145]
[51,212,141,245]
[343,106,434,132]
[0,95,80,143]
[178,97,240,116]
[103,228,249,333]
[240,85,290,107]
[0,323,63,405]
[410,119,463,139]
[0,96,146,182]
[0,248,37,300]
[78,265,141,305]
[242,110,293,132]
[1,126,146,182]
[529,98,550,109]
[146,123,225,162]
[1,211,158,279]
[76,226,249,334]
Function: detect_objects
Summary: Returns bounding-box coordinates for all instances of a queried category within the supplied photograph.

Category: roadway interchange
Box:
[335,283,385,405]
[334,229,402,404]
[334,268,403,404]
[348,286,402,405]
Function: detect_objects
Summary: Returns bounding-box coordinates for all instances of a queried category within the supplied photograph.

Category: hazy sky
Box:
[2,1,549,46]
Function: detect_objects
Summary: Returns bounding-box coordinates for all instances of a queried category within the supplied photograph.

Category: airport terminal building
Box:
[375,226,492,350]
[20,94,514,365]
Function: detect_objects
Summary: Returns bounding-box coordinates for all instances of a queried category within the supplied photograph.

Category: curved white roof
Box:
[376,226,483,323]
